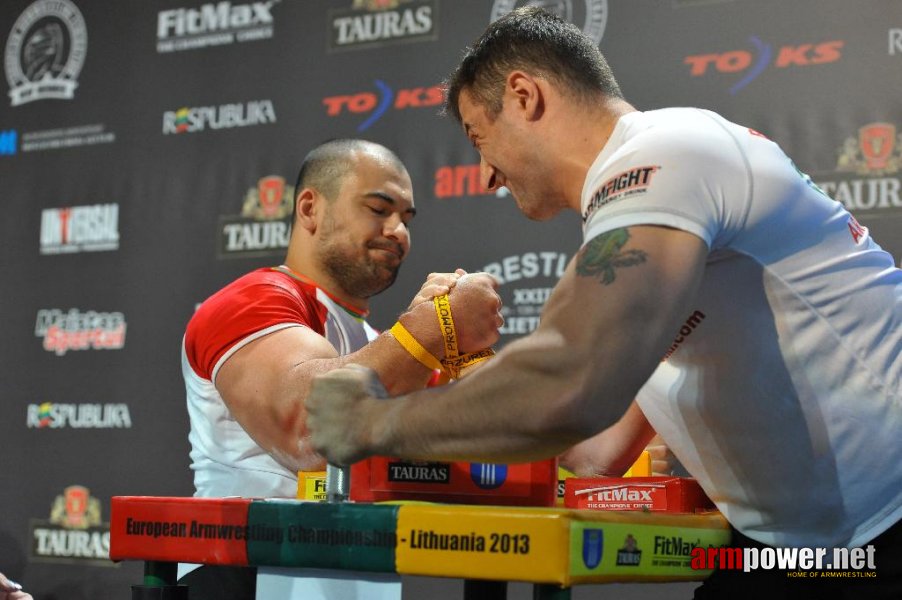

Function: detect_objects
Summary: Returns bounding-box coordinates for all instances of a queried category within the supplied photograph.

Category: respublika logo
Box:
[219,175,293,257]
[329,0,438,51]
[162,99,276,135]
[815,122,902,213]
[30,485,112,565]
[5,0,87,106]
[157,1,279,53]
[0,129,17,155]
[491,0,608,46]
[27,402,132,429]
[470,463,507,489]
[35,308,127,356]
[323,80,441,132]
[40,203,119,254]
[684,37,844,94]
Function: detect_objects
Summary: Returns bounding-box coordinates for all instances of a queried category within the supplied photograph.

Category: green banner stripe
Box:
[246,501,399,572]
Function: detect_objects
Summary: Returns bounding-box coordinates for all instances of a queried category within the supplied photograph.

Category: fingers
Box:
[0,574,22,593]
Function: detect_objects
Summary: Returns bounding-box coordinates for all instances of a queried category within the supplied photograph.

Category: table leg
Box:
[463,578,508,599]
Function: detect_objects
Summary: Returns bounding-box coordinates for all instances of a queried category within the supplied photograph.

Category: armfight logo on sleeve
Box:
[30,486,112,565]
[582,165,660,224]
[5,0,87,106]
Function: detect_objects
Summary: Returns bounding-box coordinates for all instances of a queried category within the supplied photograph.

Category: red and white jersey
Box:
[581,108,902,548]
[181,266,378,498]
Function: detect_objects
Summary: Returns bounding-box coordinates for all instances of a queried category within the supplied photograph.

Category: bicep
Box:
[536,225,707,425]
[215,325,339,419]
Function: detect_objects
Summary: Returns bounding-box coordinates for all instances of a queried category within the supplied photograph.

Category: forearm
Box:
[559,401,656,476]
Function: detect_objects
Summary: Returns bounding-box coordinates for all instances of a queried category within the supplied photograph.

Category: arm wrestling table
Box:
[110,496,730,599]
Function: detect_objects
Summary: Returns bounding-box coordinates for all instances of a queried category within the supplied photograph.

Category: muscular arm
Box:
[308,225,707,465]
[216,272,501,472]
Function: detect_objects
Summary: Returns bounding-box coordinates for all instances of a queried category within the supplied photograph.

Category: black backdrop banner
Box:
[1,1,900,598]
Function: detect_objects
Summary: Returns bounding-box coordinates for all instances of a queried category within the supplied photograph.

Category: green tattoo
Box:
[575,228,647,285]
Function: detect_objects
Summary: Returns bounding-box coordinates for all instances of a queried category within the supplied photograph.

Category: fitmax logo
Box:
[0,130,17,155]
[322,80,441,132]
[685,37,844,94]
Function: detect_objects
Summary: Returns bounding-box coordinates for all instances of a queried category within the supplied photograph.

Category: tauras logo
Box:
[27,402,132,429]
[329,0,437,51]
[219,175,294,258]
[163,100,276,134]
[387,461,450,483]
[30,486,112,566]
[157,1,277,52]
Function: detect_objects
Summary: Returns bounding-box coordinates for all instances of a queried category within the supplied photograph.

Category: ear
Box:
[294,188,321,234]
[506,71,544,122]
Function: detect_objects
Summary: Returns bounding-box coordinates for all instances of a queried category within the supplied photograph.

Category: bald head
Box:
[294,139,407,210]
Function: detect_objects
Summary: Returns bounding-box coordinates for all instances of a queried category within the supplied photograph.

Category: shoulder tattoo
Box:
[575,228,647,285]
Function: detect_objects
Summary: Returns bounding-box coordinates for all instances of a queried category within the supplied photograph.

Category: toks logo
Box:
[30,485,112,565]
[323,80,441,132]
[684,37,844,94]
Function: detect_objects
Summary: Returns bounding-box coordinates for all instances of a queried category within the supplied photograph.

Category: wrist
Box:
[398,300,445,358]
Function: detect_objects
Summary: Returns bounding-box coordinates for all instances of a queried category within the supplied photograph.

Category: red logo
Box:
[836,122,902,176]
[434,164,494,199]
[848,215,868,244]
[323,80,442,132]
[684,37,844,94]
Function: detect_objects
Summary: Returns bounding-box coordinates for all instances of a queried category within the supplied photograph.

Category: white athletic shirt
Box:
[581,108,902,548]
[181,266,378,498]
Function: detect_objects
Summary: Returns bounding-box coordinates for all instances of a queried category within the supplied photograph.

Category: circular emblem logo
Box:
[490,0,608,46]
[5,0,88,106]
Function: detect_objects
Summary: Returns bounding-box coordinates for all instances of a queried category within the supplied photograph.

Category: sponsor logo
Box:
[157,1,279,53]
[35,308,127,356]
[690,544,877,574]
[652,535,699,568]
[5,0,87,106]
[469,463,507,489]
[482,251,568,343]
[582,529,603,569]
[491,1,608,46]
[163,99,276,135]
[814,122,902,213]
[617,534,642,566]
[387,461,450,483]
[30,486,112,565]
[684,37,844,94]
[27,402,132,429]
[576,483,664,510]
[17,123,115,152]
[891,29,902,56]
[329,0,437,51]
[219,175,293,257]
[582,165,660,223]
[40,203,119,255]
[0,129,17,155]
[323,80,441,132]
[434,163,495,199]
[662,310,705,361]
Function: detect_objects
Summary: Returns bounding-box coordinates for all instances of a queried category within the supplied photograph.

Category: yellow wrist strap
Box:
[390,321,444,373]
[441,347,495,379]
[433,293,459,360]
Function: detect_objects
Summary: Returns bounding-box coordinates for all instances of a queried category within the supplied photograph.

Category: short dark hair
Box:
[444,6,622,122]
[292,139,405,221]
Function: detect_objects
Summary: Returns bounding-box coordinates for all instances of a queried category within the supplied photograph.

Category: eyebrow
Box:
[367,191,417,216]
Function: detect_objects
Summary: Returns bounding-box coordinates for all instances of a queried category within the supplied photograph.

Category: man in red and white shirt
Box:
[179,139,503,598]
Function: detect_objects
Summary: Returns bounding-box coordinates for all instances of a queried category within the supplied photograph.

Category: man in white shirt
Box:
[305,9,902,599]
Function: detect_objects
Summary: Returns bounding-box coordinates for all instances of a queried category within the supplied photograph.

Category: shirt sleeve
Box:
[581,114,752,251]
[184,272,325,381]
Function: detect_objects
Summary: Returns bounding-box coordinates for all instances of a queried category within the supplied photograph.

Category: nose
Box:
[383,214,410,254]
[480,157,502,192]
